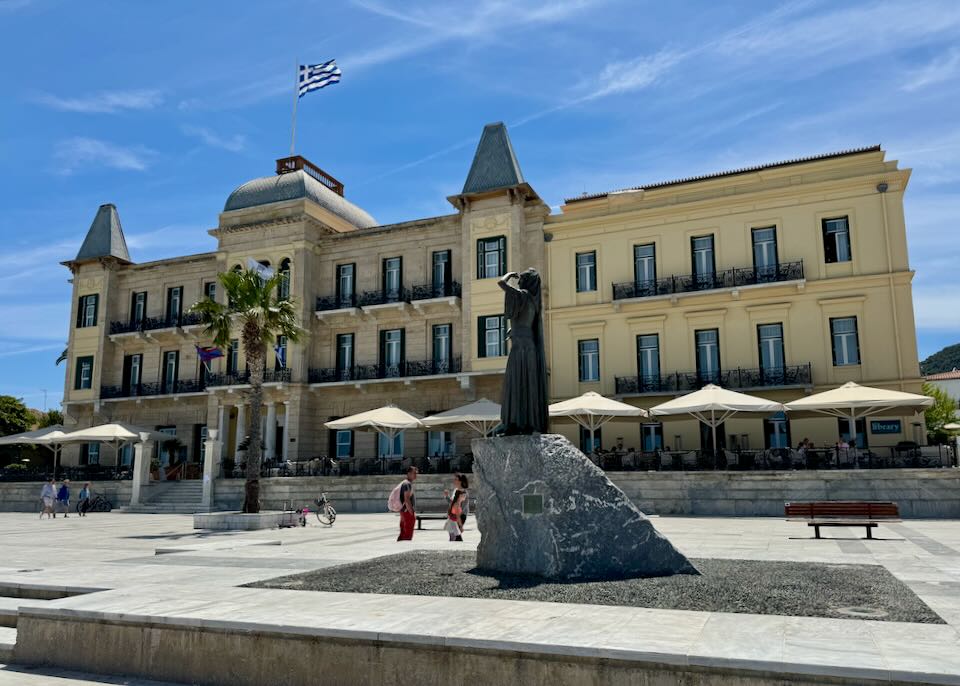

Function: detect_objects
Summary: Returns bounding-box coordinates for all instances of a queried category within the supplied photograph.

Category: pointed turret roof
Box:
[73,203,131,263]
[462,122,526,194]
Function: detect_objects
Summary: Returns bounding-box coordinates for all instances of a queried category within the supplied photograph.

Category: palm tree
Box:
[190,267,304,513]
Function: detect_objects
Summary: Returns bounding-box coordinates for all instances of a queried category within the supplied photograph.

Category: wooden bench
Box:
[785,501,901,539]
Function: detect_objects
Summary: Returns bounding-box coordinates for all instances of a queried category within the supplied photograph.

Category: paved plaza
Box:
[1,513,960,683]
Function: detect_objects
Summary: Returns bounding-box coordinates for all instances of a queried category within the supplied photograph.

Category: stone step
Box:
[0,596,52,628]
[0,626,16,662]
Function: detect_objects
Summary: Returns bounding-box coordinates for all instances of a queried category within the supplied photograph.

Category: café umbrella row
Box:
[324,382,935,456]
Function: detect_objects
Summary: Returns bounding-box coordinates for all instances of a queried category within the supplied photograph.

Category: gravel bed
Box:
[250,551,943,623]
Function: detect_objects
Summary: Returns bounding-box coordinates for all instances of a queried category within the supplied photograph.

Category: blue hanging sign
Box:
[870,420,902,435]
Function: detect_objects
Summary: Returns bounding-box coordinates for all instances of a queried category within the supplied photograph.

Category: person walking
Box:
[444,473,469,533]
[56,479,71,518]
[446,486,465,542]
[77,482,91,516]
[397,466,417,541]
[39,478,56,519]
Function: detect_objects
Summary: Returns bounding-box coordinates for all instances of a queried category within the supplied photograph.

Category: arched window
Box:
[278,258,291,300]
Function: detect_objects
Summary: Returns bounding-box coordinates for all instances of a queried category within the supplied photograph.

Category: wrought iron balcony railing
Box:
[410,281,462,300]
[100,377,208,399]
[206,368,292,387]
[109,311,204,335]
[309,356,462,384]
[615,363,812,395]
[316,294,358,311]
[612,261,804,301]
[358,287,410,307]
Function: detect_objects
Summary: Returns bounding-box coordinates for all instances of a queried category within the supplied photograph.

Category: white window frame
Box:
[578,339,600,382]
[576,251,597,292]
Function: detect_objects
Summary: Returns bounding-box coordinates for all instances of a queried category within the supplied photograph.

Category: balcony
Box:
[315,281,461,317]
[206,368,293,387]
[612,261,804,301]
[109,311,204,336]
[309,356,462,384]
[100,377,207,400]
[615,363,812,395]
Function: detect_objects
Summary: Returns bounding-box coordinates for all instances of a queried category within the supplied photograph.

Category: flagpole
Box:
[290,56,299,156]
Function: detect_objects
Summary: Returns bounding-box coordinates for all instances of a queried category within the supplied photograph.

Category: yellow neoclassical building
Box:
[59,124,923,474]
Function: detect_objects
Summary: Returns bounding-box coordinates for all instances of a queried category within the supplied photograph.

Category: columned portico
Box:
[217,404,228,458]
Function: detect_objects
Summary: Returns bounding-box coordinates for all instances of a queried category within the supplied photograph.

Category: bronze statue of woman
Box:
[497,268,549,435]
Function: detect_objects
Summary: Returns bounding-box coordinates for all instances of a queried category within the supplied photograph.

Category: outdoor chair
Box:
[681,451,698,470]
[723,449,739,470]
[658,451,673,470]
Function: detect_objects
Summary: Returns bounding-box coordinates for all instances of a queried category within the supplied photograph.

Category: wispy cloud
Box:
[902,48,960,92]
[53,137,156,175]
[181,125,246,152]
[34,89,163,114]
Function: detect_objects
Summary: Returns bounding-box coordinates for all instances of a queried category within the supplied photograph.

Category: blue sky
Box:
[1,0,959,410]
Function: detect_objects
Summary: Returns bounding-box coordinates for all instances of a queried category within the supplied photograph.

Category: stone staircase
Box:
[0,583,75,664]
[124,480,205,514]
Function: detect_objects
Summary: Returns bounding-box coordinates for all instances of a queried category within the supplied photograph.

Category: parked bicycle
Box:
[77,494,112,514]
[311,492,336,526]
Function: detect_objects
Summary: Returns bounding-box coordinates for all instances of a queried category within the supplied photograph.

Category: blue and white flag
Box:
[298,60,341,98]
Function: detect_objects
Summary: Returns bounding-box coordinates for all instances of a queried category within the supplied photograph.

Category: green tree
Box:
[39,409,64,427]
[923,382,957,444]
[190,268,304,513]
[0,396,32,437]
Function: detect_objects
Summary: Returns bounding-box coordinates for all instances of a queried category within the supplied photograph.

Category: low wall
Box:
[212,468,960,519]
[0,481,132,512]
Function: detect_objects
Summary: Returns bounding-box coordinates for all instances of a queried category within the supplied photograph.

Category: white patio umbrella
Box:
[0,425,70,476]
[784,382,933,446]
[649,384,784,458]
[325,405,423,461]
[61,422,169,467]
[549,391,646,453]
[421,398,501,437]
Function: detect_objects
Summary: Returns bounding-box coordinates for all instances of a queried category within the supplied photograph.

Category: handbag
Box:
[444,518,461,537]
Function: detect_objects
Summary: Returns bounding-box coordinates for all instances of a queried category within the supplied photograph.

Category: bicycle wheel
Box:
[95,498,112,513]
[316,504,336,526]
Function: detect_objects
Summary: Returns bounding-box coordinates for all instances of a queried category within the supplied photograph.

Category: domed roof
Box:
[224,170,377,229]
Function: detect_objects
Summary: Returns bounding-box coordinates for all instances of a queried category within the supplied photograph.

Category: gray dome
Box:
[224,170,377,228]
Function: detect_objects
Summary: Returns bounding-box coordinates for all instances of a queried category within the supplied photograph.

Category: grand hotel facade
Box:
[60,123,923,469]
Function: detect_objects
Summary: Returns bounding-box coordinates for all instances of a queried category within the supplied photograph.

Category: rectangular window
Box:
[227,340,239,373]
[335,429,353,458]
[575,251,597,292]
[757,323,785,380]
[752,227,778,280]
[636,334,661,390]
[695,329,720,382]
[578,339,600,382]
[166,286,183,325]
[162,350,179,394]
[634,244,656,294]
[478,315,506,358]
[432,324,452,373]
[579,426,601,454]
[378,432,404,457]
[74,356,93,390]
[432,250,451,296]
[122,354,142,395]
[336,333,354,380]
[641,423,664,452]
[382,257,402,301]
[274,335,287,370]
[80,442,100,466]
[336,263,355,307]
[76,294,98,328]
[477,236,506,278]
[157,426,177,466]
[691,235,715,289]
[830,317,860,366]
[427,431,454,456]
[131,291,146,326]
[764,415,790,449]
[380,328,404,377]
[822,216,851,263]
[204,282,216,301]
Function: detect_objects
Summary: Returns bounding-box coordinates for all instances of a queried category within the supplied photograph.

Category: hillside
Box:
[921,343,960,375]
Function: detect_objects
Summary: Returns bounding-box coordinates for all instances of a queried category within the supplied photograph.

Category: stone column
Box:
[129,433,154,507]
[282,401,291,461]
[202,429,221,511]
[265,402,277,460]
[217,404,228,458]
[234,403,246,456]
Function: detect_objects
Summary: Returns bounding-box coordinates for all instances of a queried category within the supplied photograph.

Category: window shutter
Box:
[477,317,484,358]
[577,342,584,381]
[92,295,99,326]
[829,319,838,366]
[379,330,386,370]
[74,359,81,389]
[498,237,506,276]
[476,240,483,278]
[76,297,83,328]
[500,315,507,355]
[398,256,403,291]
[399,329,406,374]
[852,317,861,364]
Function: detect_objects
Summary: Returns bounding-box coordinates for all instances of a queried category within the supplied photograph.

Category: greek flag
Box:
[298,60,341,98]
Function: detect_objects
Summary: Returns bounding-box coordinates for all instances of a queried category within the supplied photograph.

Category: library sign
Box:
[870,420,902,435]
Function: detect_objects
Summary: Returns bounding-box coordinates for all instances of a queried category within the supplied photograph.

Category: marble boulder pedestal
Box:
[472,434,698,579]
